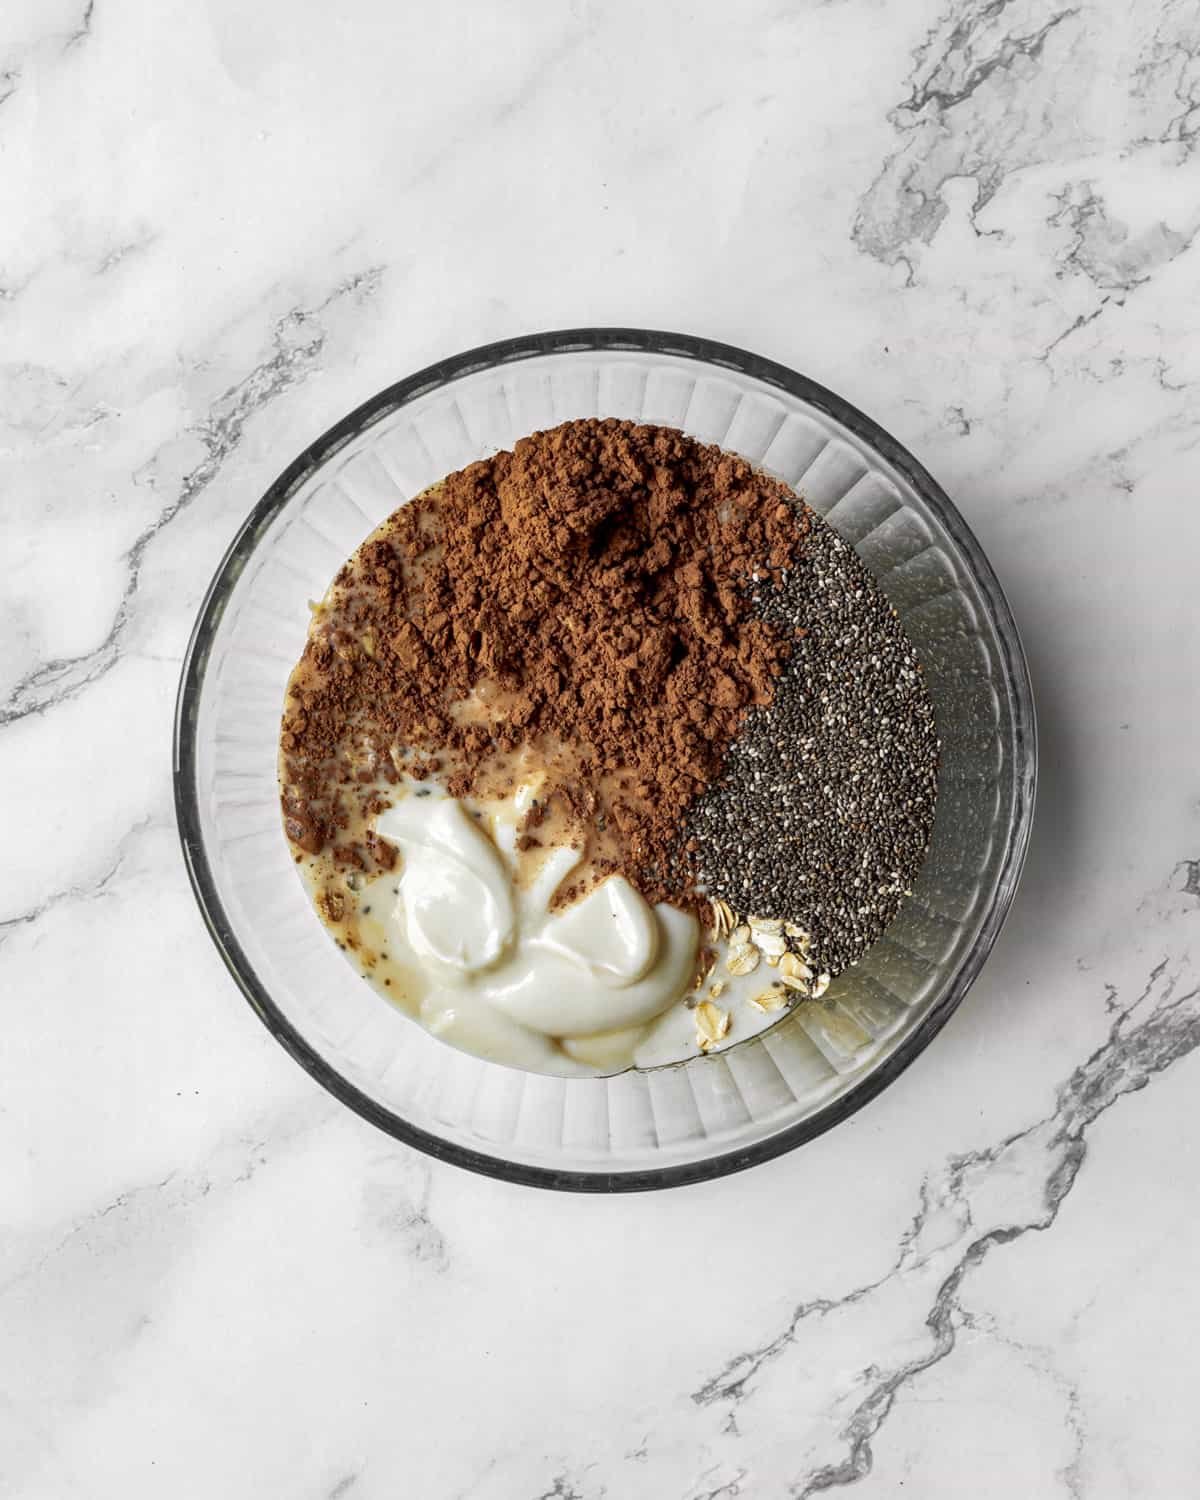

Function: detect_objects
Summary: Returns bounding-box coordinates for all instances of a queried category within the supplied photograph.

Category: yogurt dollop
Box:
[374,790,698,1061]
[380,799,515,972]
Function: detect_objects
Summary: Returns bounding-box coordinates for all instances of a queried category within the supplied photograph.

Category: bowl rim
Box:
[173,327,1037,1192]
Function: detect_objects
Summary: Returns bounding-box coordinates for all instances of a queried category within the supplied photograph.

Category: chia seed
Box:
[679,506,940,976]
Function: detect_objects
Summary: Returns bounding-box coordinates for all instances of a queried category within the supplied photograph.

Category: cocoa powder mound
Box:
[280,419,808,905]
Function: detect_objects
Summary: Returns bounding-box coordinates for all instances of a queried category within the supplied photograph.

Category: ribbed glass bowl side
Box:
[175,330,1035,1190]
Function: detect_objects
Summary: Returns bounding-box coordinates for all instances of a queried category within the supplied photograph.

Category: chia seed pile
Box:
[682,510,939,976]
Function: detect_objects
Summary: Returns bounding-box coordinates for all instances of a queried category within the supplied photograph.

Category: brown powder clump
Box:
[280,418,808,906]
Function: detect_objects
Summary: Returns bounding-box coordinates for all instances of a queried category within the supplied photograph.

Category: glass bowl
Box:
[174,329,1036,1191]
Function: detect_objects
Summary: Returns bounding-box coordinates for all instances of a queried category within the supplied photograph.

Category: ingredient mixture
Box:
[279,418,939,1074]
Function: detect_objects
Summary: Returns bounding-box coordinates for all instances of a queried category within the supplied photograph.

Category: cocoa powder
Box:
[280,419,809,906]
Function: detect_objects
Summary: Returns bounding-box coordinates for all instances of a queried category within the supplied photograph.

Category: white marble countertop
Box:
[5,1,1200,1494]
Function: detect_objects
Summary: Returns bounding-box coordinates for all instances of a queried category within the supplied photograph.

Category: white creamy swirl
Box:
[374,791,698,1061]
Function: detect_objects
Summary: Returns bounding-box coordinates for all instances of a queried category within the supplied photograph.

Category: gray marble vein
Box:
[532,1476,590,1500]
[1134,0,1200,152]
[958,1313,1088,1500]
[854,0,1084,267]
[63,0,94,52]
[0,267,382,732]
[2,1093,339,1311]
[1175,858,1200,900]
[689,1471,749,1500]
[692,955,1198,1494]
[360,1153,450,1270]
[1035,299,1111,363]
[0,814,152,941]
[1049,182,1196,294]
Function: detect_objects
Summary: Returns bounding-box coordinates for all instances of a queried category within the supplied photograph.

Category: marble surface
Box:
[4,0,1200,1494]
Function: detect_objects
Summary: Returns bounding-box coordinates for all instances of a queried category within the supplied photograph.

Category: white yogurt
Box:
[373,787,699,1070]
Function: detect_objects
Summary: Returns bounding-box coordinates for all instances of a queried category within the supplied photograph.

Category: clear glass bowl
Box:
[174,330,1036,1191]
